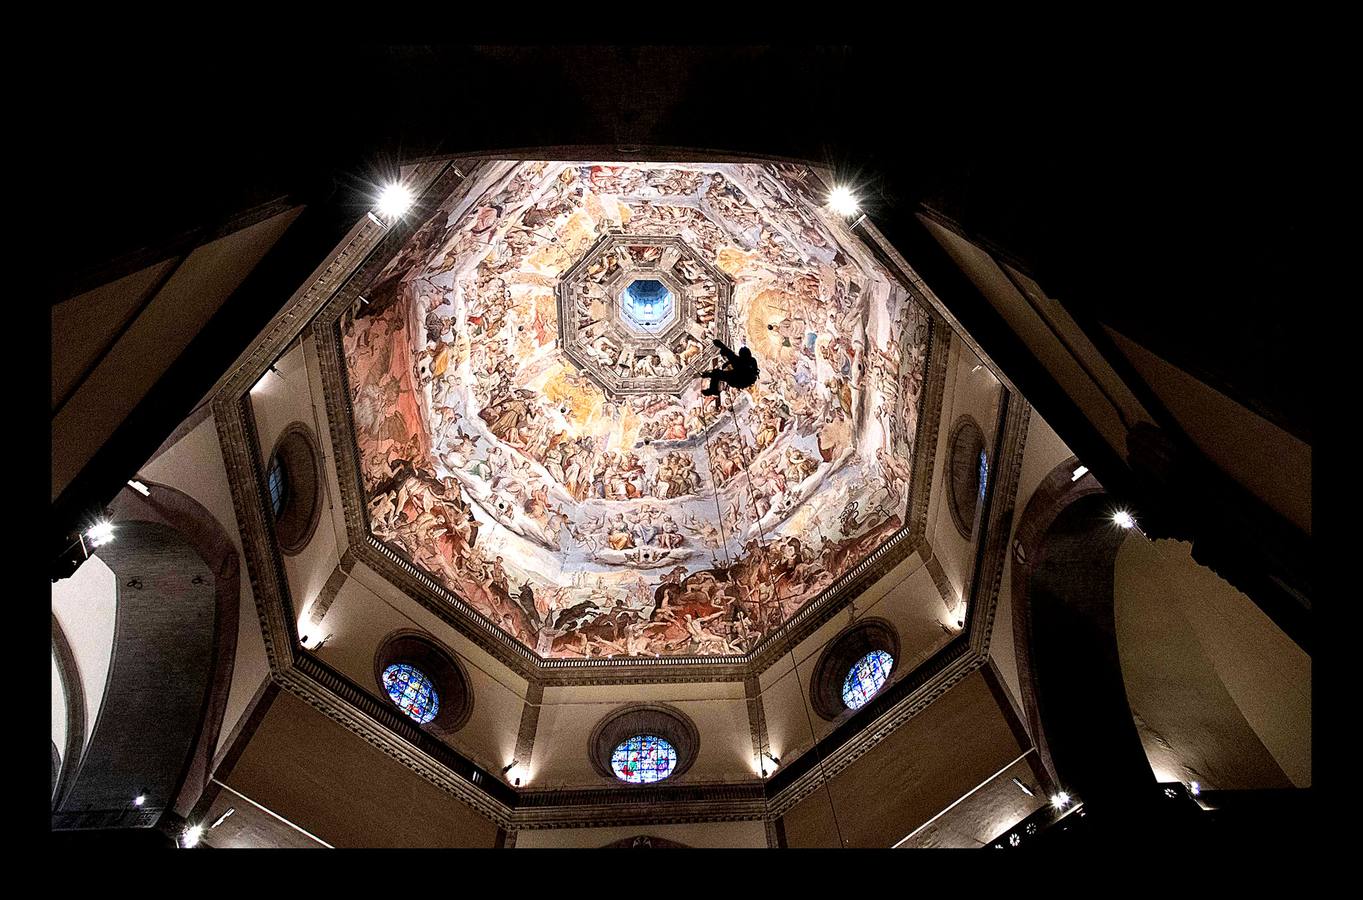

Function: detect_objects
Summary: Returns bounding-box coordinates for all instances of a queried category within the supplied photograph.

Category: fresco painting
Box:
[341,161,931,660]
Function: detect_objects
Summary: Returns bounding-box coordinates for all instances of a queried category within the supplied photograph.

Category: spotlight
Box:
[85,521,115,548]
[1112,510,1136,529]
[1011,778,1034,797]
[210,807,236,829]
[763,751,781,768]
[501,759,519,775]
[827,186,860,217]
[376,182,415,219]
[1071,465,1089,482]
[133,792,147,807]
[514,777,521,787]
[1051,791,1071,810]
[1189,781,1201,796]
[181,824,203,848]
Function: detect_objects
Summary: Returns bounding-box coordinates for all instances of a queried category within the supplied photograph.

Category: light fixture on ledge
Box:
[827,185,860,217]
[374,182,415,220]
[85,520,116,548]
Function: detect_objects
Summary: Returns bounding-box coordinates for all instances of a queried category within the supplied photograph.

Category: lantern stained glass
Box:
[382,663,439,724]
[610,734,677,784]
[842,650,894,710]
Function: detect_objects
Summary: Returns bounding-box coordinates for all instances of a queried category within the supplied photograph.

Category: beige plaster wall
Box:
[989,410,1076,722]
[532,680,753,787]
[1115,536,1310,788]
[927,335,1004,605]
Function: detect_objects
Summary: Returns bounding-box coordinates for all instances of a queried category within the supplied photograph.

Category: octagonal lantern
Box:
[556,232,733,398]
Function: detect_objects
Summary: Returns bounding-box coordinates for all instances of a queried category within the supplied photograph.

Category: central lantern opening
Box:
[619,279,676,333]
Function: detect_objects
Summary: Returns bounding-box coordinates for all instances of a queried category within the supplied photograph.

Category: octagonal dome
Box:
[339,160,934,662]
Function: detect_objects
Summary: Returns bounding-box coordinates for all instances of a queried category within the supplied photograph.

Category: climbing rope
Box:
[723,386,770,553]
[700,432,734,571]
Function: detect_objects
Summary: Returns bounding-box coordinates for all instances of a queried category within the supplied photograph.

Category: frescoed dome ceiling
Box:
[339,160,935,662]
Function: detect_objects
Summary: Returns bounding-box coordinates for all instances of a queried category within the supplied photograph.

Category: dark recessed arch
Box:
[1009,457,1158,821]
[53,478,241,829]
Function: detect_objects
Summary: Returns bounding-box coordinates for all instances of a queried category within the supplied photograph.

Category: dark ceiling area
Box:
[42,43,1311,427]
[43,43,1313,641]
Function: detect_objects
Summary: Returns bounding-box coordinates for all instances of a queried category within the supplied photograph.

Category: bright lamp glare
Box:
[1112,510,1136,529]
[1051,791,1070,809]
[827,186,860,217]
[376,183,414,219]
[1189,781,1201,796]
[133,793,146,807]
[85,521,115,548]
[181,824,203,848]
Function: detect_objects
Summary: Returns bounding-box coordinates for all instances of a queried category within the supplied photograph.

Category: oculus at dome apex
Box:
[339,160,933,662]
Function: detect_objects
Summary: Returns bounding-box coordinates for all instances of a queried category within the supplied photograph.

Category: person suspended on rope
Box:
[699,339,759,399]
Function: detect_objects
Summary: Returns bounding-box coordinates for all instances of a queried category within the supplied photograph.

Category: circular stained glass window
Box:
[841,650,894,710]
[610,734,678,784]
[382,663,439,724]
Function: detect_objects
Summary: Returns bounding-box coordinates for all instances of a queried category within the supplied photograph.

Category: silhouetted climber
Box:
[700,339,759,398]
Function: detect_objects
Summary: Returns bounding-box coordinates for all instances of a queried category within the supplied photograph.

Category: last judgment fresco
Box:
[340,161,932,660]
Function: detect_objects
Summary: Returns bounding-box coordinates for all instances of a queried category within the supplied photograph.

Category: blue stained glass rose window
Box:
[382,663,439,724]
[610,734,678,784]
[841,650,894,710]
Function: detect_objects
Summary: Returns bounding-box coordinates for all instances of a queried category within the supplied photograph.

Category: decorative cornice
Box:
[511,782,768,830]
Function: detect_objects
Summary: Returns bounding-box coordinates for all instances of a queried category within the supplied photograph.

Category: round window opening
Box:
[382,663,440,724]
[610,734,678,784]
[842,650,895,710]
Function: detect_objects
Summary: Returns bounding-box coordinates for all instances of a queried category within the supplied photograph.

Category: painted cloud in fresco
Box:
[340,161,931,660]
